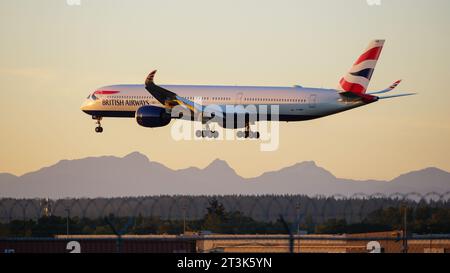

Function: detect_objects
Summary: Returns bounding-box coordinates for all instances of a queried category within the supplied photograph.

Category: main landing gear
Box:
[196,122,261,139]
[93,116,103,133]
[236,122,260,139]
[195,123,219,138]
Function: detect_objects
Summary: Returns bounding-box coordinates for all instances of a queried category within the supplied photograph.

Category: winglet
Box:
[367,79,402,95]
[388,79,402,90]
[145,70,157,86]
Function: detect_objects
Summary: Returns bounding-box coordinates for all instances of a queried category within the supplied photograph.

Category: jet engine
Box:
[135,105,171,128]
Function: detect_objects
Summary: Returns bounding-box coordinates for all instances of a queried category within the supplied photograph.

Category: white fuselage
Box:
[81,84,368,123]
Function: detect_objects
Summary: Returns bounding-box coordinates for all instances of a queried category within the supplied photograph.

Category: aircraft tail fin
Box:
[338,40,385,94]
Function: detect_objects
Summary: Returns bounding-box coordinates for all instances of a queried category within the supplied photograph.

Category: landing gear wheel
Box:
[198,123,219,138]
[93,116,103,133]
[202,130,210,138]
[245,122,251,139]
[236,122,260,139]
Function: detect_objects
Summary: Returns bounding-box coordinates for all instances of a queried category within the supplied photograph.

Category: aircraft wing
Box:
[144,70,204,113]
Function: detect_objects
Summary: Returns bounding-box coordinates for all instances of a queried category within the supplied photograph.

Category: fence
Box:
[1,192,450,253]
[2,234,450,253]
[1,192,449,224]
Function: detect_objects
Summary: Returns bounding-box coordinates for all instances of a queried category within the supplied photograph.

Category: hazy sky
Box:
[0,0,449,180]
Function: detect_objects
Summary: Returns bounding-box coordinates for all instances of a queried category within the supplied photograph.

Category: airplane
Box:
[81,40,415,138]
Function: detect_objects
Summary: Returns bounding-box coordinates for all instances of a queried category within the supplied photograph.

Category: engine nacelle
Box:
[135,105,171,128]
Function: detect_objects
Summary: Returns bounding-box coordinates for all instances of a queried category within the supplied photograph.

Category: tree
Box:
[202,199,227,232]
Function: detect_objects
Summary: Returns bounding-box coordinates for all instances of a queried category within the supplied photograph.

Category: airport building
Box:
[196,231,450,253]
[1,231,450,253]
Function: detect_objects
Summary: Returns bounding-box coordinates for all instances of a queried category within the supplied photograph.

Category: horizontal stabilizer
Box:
[378,93,416,99]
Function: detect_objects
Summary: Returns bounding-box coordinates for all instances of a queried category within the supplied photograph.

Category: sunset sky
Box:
[0,0,449,181]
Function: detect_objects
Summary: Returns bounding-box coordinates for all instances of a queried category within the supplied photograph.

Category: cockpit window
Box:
[86,94,91,99]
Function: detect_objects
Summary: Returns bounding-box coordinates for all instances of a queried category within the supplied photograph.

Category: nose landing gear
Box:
[93,116,103,133]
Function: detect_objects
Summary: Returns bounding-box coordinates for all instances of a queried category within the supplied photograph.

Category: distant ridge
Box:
[0,152,449,198]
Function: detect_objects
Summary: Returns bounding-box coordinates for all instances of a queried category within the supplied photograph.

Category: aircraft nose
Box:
[80,99,93,112]
[80,100,88,111]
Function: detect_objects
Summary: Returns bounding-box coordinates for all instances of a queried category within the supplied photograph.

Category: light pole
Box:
[295,202,301,234]
[402,205,408,253]
[65,208,70,236]
[295,202,301,253]
[428,225,433,252]
[182,205,187,235]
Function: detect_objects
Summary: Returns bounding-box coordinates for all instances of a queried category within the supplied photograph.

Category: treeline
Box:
[1,199,449,237]
[0,200,287,237]
[315,206,450,234]
[2,194,448,223]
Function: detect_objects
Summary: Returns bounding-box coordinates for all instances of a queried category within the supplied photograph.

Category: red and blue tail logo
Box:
[339,40,385,94]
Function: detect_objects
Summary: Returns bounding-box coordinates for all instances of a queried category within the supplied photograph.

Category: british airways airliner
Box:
[81,40,414,138]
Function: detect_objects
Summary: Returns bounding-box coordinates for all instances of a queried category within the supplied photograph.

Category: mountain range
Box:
[0,152,449,198]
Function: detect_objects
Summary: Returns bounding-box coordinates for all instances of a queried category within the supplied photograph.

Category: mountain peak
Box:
[297,161,317,167]
[260,160,336,180]
[204,159,233,171]
[290,160,328,172]
[391,166,450,183]
[1,153,449,198]
[123,152,149,162]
